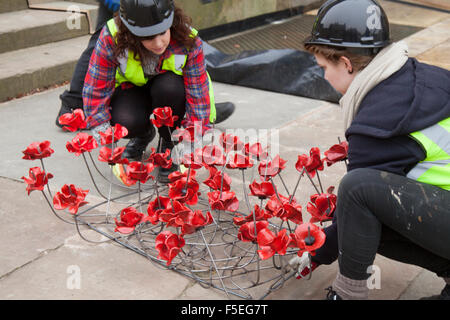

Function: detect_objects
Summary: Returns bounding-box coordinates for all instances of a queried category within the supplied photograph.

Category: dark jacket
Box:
[346,58,450,176]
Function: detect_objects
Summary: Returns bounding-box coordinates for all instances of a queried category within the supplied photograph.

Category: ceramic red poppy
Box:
[168,175,200,205]
[249,180,276,199]
[146,148,172,169]
[233,204,272,226]
[244,142,268,161]
[237,220,269,242]
[125,161,154,185]
[265,194,303,225]
[147,196,171,225]
[203,165,231,191]
[159,200,192,228]
[181,210,214,235]
[98,146,129,165]
[66,132,98,156]
[99,123,129,145]
[151,106,179,128]
[155,230,185,265]
[290,223,326,256]
[207,190,239,212]
[226,153,254,170]
[180,152,203,169]
[258,155,287,179]
[219,133,244,153]
[53,184,89,215]
[22,141,54,160]
[21,167,53,195]
[257,228,290,260]
[172,124,201,143]
[168,169,197,183]
[295,147,324,178]
[58,109,87,132]
[114,207,145,234]
[324,141,348,166]
[194,145,226,167]
[307,189,337,224]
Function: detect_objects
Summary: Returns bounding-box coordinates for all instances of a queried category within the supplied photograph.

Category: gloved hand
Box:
[91,122,111,146]
[289,251,313,279]
[103,0,120,12]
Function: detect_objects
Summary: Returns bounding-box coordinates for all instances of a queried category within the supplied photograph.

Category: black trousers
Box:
[59,1,113,110]
[314,168,450,280]
[110,72,186,141]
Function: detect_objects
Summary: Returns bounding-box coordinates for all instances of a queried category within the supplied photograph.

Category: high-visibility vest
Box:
[106,19,216,123]
[407,117,450,190]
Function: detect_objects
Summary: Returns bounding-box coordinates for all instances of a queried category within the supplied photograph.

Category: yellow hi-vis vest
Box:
[106,19,216,123]
[407,117,450,190]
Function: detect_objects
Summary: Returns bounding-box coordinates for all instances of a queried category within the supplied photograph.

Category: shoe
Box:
[420,284,450,300]
[157,138,179,183]
[122,126,156,161]
[56,105,81,128]
[213,102,235,124]
[325,286,342,300]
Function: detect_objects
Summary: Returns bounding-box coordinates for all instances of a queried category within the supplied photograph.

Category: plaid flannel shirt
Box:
[83,25,211,130]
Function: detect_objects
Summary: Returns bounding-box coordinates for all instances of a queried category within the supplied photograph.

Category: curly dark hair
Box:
[112,6,196,62]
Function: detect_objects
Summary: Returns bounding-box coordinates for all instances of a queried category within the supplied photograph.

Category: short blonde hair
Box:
[304,43,376,72]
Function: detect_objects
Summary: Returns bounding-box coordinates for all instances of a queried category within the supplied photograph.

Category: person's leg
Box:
[332,168,450,299]
[110,85,156,159]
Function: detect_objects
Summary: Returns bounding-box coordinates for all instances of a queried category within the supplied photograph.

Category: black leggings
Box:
[316,168,450,280]
[110,72,186,141]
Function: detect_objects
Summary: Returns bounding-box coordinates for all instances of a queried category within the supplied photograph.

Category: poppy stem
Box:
[241,169,252,214]
[40,190,75,225]
[316,170,324,194]
[289,167,305,204]
[277,173,290,195]
[40,159,53,199]
[304,170,321,195]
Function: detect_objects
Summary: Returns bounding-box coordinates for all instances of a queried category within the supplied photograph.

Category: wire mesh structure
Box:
[21,110,347,300]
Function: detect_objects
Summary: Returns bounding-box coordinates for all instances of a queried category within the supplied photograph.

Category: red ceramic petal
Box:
[257,246,275,260]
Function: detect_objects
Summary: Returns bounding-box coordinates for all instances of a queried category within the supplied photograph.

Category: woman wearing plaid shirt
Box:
[83,0,216,182]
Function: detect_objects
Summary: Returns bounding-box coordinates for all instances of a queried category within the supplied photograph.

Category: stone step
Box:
[0,8,90,54]
[0,35,91,102]
[0,0,28,14]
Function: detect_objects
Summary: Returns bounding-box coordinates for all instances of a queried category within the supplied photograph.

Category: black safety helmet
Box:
[120,0,175,37]
[305,0,391,55]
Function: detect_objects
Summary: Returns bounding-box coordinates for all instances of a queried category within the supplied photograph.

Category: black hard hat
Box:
[119,0,175,37]
[305,0,391,53]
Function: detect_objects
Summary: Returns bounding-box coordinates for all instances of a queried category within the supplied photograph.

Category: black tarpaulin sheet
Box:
[204,42,341,103]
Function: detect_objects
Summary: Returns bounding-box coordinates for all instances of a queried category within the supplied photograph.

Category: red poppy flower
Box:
[258,155,287,179]
[168,177,200,205]
[180,152,203,169]
[207,190,239,212]
[22,141,54,160]
[147,196,171,225]
[159,200,192,228]
[53,184,89,215]
[203,166,231,191]
[146,148,172,169]
[125,161,154,185]
[324,141,349,166]
[66,132,98,156]
[21,167,53,195]
[307,188,337,224]
[99,123,129,145]
[172,124,201,143]
[249,180,276,199]
[168,169,197,183]
[98,146,129,165]
[151,106,179,128]
[295,147,324,178]
[233,204,272,226]
[290,223,326,256]
[219,133,244,152]
[237,220,269,242]
[114,207,145,234]
[265,194,303,225]
[194,145,226,167]
[257,228,290,260]
[58,109,87,132]
[226,153,254,170]
[180,210,214,235]
[155,231,185,265]
[244,142,268,161]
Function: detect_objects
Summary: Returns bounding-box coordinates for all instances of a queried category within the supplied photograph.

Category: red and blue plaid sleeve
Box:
[182,37,211,130]
[82,26,118,129]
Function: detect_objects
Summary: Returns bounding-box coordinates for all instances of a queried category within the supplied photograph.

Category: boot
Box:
[158,138,179,184]
[213,102,235,124]
[122,126,156,161]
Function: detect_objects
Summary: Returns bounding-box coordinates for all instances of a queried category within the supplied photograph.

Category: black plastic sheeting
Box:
[204,42,342,103]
